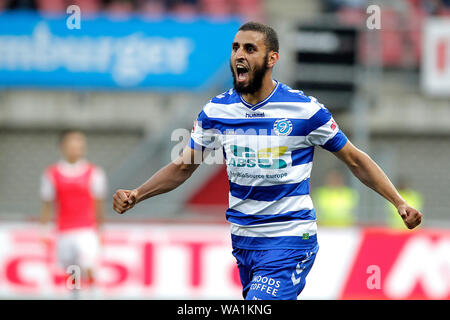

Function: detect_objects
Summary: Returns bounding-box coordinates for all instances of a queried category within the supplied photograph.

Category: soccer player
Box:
[40,130,107,299]
[112,22,422,300]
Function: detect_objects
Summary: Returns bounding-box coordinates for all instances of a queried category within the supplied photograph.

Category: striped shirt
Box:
[189,81,348,250]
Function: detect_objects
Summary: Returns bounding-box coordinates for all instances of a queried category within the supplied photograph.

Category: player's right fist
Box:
[398,203,422,229]
[113,189,138,214]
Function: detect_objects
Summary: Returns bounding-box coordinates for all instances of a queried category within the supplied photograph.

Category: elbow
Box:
[346,149,370,172]
[348,150,374,184]
[175,162,195,180]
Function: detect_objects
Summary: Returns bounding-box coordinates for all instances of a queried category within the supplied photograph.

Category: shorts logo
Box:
[291,251,314,286]
[273,119,293,136]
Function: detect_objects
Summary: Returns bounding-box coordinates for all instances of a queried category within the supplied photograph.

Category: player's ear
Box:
[267,51,279,68]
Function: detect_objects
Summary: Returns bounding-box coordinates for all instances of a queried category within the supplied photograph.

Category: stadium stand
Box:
[1,0,265,19]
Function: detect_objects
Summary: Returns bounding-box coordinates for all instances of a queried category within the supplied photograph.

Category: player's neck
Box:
[62,158,85,166]
[241,77,276,106]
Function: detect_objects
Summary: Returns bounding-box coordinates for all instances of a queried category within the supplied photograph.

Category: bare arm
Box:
[39,200,53,244]
[113,145,203,214]
[95,199,105,228]
[333,140,422,229]
[40,201,53,225]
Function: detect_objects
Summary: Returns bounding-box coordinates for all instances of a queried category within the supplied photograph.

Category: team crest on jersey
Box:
[273,119,293,136]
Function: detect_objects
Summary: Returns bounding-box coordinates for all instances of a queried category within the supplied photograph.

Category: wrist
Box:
[394,199,407,209]
[391,193,407,208]
[134,188,142,203]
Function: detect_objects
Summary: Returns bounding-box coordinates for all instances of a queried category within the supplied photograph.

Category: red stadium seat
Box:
[406,6,426,66]
[407,0,421,8]
[233,0,264,21]
[106,0,135,18]
[358,8,406,68]
[37,0,65,13]
[141,0,166,18]
[337,7,365,27]
[200,0,231,17]
[233,0,262,9]
[438,8,450,16]
[71,0,101,15]
[380,9,404,67]
[170,3,198,19]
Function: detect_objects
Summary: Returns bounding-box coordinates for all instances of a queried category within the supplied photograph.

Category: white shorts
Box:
[56,228,100,271]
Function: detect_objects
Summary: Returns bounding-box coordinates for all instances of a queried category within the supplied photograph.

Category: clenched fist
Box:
[113,189,139,214]
[398,203,422,229]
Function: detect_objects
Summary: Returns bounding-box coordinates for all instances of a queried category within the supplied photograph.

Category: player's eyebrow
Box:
[232,42,258,50]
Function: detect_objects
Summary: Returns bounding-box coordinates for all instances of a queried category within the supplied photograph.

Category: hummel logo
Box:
[245,112,265,118]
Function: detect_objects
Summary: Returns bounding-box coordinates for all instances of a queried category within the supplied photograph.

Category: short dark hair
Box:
[238,21,279,53]
[58,129,84,144]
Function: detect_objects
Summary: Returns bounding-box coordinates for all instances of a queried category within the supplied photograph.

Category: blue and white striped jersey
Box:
[189,81,348,250]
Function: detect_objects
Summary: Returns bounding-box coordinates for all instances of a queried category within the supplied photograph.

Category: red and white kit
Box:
[40,159,106,270]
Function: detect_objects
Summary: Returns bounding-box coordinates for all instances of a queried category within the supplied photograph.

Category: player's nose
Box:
[235,46,246,60]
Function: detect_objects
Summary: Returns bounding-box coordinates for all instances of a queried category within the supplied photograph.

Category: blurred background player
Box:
[40,130,107,299]
[313,169,358,227]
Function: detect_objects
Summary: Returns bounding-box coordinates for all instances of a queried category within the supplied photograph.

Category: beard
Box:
[230,53,269,95]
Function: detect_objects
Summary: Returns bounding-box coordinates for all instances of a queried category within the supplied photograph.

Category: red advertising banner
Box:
[0,223,242,299]
[0,223,448,299]
[340,227,450,300]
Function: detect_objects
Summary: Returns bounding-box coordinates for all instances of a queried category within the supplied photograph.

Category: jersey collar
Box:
[238,80,279,111]
[57,158,89,176]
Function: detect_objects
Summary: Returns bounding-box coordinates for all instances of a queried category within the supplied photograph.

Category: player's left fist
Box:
[398,204,422,229]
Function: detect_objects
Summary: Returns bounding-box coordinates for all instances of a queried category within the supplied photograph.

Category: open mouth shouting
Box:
[236,63,249,83]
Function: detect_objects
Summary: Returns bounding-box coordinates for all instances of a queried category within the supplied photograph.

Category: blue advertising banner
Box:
[0,12,240,90]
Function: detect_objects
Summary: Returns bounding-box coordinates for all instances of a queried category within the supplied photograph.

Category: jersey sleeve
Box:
[90,166,107,200]
[305,103,348,152]
[189,108,221,151]
[40,170,55,202]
